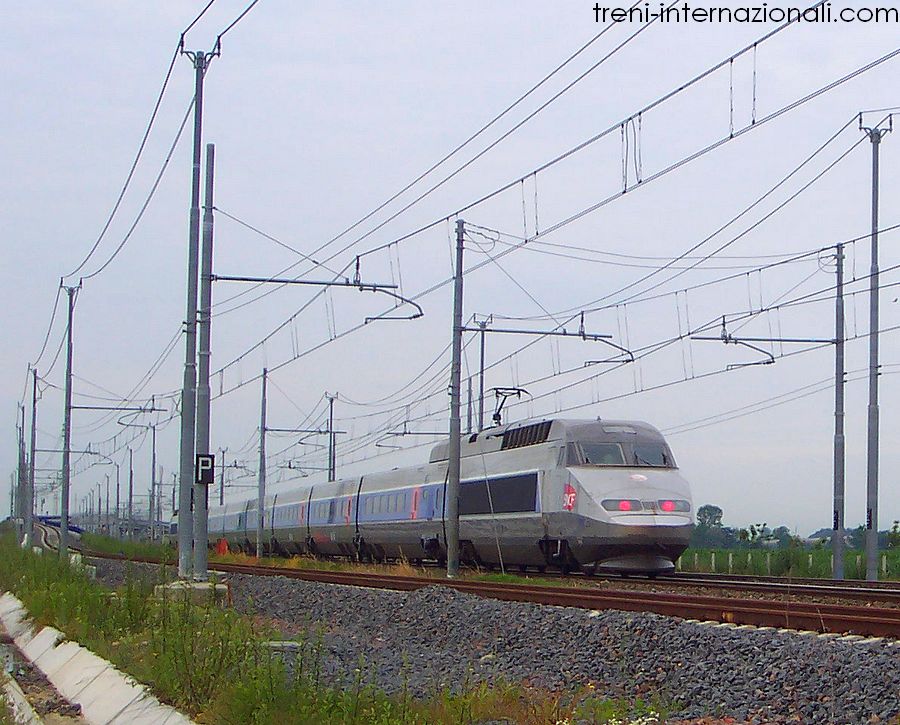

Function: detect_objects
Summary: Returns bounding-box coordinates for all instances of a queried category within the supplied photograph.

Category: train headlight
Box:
[601,499,642,512]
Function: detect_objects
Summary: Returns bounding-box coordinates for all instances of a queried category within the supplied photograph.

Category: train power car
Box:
[207,418,693,574]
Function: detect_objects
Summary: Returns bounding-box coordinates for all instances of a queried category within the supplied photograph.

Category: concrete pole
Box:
[151,425,157,541]
[114,464,120,537]
[327,394,336,482]
[257,368,267,557]
[218,448,226,506]
[128,448,133,541]
[466,377,473,435]
[26,367,37,548]
[177,51,208,578]
[157,467,162,536]
[865,129,883,581]
[59,286,76,558]
[478,321,486,432]
[96,483,101,532]
[446,219,465,578]
[833,244,845,580]
[105,474,110,534]
[16,410,25,543]
[194,143,215,581]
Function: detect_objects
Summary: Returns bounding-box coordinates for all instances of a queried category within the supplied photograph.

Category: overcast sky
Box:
[3,2,899,535]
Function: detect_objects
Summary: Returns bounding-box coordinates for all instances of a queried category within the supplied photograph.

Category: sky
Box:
[2,1,900,536]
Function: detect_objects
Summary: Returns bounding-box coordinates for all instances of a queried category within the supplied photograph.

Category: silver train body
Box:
[207,418,693,574]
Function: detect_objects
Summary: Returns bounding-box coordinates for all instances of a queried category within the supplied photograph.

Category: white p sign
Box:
[195,454,215,485]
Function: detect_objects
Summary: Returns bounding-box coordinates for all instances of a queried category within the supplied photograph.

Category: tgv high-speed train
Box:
[207,418,693,574]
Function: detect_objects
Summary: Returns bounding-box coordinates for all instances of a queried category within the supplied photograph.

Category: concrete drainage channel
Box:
[0,593,195,725]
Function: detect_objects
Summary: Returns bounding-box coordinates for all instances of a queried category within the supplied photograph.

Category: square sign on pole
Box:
[195,454,215,485]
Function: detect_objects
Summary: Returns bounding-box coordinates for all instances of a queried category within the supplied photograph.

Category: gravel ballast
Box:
[93,559,900,723]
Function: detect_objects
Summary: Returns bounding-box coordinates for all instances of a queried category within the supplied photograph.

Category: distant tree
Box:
[849,525,865,550]
[748,522,769,546]
[889,521,900,549]
[696,504,723,529]
[772,526,793,547]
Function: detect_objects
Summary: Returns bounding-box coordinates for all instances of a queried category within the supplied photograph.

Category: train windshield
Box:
[633,443,675,468]
[580,443,625,465]
[568,441,676,468]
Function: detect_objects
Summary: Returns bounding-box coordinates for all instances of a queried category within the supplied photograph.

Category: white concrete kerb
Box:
[0,592,196,725]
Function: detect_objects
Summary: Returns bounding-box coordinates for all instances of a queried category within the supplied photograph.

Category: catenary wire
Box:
[81,98,195,280]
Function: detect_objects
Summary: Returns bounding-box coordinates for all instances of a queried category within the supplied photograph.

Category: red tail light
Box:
[657,499,690,512]
[601,499,642,512]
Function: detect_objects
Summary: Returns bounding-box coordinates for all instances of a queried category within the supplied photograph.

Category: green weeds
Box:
[0,534,672,723]
[80,532,176,563]
[679,546,900,578]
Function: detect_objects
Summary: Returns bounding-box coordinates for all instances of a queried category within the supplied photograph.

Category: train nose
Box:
[570,467,693,522]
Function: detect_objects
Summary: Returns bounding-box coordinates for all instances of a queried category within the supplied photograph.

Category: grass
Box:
[0,693,12,725]
[679,546,900,579]
[80,532,176,563]
[80,531,900,586]
[0,532,671,724]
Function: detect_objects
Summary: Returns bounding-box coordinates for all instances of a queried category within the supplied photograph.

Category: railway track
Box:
[174,559,900,638]
[607,573,900,604]
[35,524,900,637]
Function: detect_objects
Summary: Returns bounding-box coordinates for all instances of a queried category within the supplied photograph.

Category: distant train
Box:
[36,515,84,535]
[207,418,693,574]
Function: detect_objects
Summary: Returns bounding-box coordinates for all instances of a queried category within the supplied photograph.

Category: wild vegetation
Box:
[0,533,668,724]
[686,502,900,578]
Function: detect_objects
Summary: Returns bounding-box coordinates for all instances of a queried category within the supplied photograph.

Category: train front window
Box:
[579,443,625,466]
[633,443,674,468]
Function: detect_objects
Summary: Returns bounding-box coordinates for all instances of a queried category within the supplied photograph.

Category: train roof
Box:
[208,418,667,515]
[428,417,665,463]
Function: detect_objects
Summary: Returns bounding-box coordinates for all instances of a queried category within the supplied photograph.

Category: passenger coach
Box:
[208,418,693,574]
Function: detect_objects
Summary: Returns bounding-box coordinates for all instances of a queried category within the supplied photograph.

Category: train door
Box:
[420,487,436,520]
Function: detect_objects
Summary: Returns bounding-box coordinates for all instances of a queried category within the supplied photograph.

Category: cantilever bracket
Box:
[363,287,424,323]
[693,315,836,369]
[583,337,636,366]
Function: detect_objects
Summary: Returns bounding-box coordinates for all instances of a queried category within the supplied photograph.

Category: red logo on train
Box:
[563,482,577,511]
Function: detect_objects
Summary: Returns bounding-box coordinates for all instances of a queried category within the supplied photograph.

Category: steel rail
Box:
[185,561,900,638]
[32,525,900,637]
